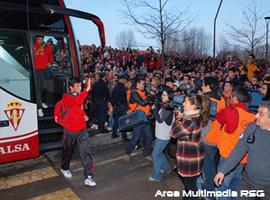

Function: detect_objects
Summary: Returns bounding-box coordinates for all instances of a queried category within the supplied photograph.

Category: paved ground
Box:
[0,134,184,200]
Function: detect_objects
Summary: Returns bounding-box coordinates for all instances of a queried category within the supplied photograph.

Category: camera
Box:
[164,95,184,113]
[179,83,191,91]
[148,96,161,105]
[147,87,162,105]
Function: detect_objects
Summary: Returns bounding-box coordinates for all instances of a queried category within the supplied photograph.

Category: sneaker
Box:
[160,169,172,174]
[91,124,98,129]
[147,176,160,182]
[60,169,72,178]
[41,103,48,109]
[124,154,131,162]
[111,133,119,139]
[145,156,152,162]
[84,176,96,187]
[38,109,44,117]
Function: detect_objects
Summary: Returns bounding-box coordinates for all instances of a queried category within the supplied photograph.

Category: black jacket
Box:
[129,90,149,106]
[204,91,221,101]
[92,79,110,104]
[111,82,128,113]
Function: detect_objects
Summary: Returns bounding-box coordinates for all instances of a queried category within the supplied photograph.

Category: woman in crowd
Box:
[261,76,270,101]
[147,88,174,182]
[171,94,209,199]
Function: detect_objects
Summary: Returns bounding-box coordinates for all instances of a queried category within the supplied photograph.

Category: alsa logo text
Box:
[0,143,30,155]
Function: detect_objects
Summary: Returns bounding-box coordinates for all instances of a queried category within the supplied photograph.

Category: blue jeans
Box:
[112,111,125,134]
[217,157,244,200]
[151,138,171,181]
[95,102,107,131]
[202,143,218,199]
[126,123,152,156]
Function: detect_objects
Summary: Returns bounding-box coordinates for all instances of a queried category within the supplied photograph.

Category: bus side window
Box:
[0,31,32,100]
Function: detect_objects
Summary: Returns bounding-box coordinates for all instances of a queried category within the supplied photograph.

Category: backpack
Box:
[201,98,218,139]
[54,100,68,126]
[209,99,218,120]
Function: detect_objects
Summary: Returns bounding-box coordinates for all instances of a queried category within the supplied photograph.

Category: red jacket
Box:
[62,91,88,132]
[34,43,53,70]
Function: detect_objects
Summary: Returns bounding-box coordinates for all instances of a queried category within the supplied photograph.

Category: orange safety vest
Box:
[217,107,255,164]
[128,89,150,116]
[203,97,226,145]
[127,89,131,103]
[210,97,226,113]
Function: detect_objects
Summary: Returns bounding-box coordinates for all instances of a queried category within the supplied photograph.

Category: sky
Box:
[64,0,270,50]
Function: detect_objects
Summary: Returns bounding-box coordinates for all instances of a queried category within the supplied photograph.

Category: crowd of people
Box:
[57,44,270,199]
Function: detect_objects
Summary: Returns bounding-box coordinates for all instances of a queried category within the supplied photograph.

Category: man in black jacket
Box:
[91,72,111,133]
[111,75,129,140]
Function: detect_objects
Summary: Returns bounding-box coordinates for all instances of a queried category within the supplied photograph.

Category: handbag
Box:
[118,110,148,131]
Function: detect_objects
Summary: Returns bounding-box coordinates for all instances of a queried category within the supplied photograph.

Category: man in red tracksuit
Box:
[34,35,53,117]
[60,77,96,187]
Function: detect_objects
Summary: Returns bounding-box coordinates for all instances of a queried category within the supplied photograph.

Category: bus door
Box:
[31,33,75,151]
[0,30,38,163]
[30,33,73,105]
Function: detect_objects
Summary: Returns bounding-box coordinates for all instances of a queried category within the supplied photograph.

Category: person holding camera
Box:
[124,78,152,162]
[147,88,174,182]
[171,94,209,198]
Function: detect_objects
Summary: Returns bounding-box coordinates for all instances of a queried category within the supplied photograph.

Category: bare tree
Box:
[217,36,239,58]
[164,32,181,54]
[165,27,211,57]
[120,0,192,68]
[180,28,211,56]
[226,1,265,54]
[116,30,136,49]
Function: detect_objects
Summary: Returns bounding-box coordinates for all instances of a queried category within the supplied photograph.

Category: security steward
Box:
[111,74,129,140]
[124,77,152,162]
[215,87,255,195]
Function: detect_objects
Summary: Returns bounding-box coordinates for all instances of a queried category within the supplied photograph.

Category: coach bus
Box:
[0,0,106,163]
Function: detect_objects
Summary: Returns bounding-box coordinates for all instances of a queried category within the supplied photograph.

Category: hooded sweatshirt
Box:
[216,103,248,134]
[62,91,88,132]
